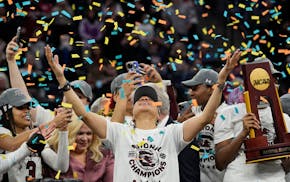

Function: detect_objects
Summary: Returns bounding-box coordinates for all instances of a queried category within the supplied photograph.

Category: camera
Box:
[125,61,145,75]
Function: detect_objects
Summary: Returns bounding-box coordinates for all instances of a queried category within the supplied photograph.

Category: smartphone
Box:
[16,26,21,44]
[178,101,191,115]
[126,61,145,75]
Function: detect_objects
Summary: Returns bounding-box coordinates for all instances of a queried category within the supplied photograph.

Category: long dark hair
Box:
[0,104,17,137]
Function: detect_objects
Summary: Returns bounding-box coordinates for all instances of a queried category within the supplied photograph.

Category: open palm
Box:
[44,45,63,79]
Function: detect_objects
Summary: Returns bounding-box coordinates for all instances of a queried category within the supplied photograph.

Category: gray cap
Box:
[0,88,31,107]
[71,80,93,101]
[254,57,282,77]
[110,73,127,93]
[280,94,290,116]
[182,69,218,87]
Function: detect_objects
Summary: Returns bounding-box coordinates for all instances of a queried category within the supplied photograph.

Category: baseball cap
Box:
[133,85,158,104]
[71,80,93,101]
[0,88,31,107]
[280,94,290,116]
[110,73,127,93]
[253,57,282,77]
[182,69,218,87]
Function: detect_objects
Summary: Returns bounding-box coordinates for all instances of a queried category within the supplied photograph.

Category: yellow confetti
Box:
[0,154,6,159]
[228,4,234,9]
[104,37,109,45]
[118,12,124,17]
[39,140,47,144]
[251,16,260,20]
[74,63,83,68]
[126,23,134,27]
[55,170,61,180]
[73,171,78,179]
[38,77,46,82]
[73,15,82,21]
[137,141,146,147]
[71,54,80,58]
[36,20,45,24]
[238,3,246,9]
[61,102,72,109]
[92,2,101,7]
[68,143,77,151]
[35,30,42,37]
[190,145,200,151]
[69,38,74,45]
[78,76,86,81]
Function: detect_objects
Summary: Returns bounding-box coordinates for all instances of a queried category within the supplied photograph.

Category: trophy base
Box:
[245,139,290,163]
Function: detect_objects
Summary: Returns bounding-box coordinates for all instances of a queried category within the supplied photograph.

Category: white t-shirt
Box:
[106,120,188,182]
[195,103,227,182]
[214,103,290,182]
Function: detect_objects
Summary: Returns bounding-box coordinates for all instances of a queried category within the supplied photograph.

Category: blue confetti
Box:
[115,54,122,59]
[85,105,90,112]
[51,11,59,17]
[61,10,71,19]
[119,87,125,99]
[147,136,154,142]
[87,39,96,44]
[32,136,38,144]
[223,10,228,18]
[85,57,93,64]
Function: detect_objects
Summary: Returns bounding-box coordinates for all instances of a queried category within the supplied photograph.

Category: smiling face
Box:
[12,104,31,130]
[132,96,158,120]
[75,124,93,154]
[189,84,213,107]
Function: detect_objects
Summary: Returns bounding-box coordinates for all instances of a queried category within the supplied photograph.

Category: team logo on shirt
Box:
[129,143,167,177]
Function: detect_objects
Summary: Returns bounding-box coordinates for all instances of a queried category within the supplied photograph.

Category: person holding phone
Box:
[44,44,240,181]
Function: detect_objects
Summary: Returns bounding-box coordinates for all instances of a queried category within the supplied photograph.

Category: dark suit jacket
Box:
[166,117,200,182]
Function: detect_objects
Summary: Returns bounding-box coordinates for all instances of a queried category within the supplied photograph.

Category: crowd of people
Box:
[1,0,290,182]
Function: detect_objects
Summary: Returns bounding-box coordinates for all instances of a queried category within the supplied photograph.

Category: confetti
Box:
[55,170,61,180]
[61,102,72,109]
[190,145,200,151]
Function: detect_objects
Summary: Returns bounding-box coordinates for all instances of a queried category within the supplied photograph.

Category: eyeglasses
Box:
[15,104,31,110]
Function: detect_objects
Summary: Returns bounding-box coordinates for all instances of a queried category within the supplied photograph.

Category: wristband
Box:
[217,82,226,91]
[26,133,46,153]
[58,81,71,92]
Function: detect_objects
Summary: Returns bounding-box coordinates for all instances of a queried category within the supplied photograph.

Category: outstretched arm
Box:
[183,49,241,142]
[44,45,107,139]
[5,36,41,122]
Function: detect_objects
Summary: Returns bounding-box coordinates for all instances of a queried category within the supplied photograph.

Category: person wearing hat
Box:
[178,68,227,182]
[4,36,93,151]
[214,57,290,182]
[45,44,241,181]
[0,88,71,181]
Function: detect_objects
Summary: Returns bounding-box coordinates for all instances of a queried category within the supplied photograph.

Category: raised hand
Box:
[218,49,241,83]
[140,63,163,83]
[44,45,64,82]
[53,107,73,131]
[6,36,19,61]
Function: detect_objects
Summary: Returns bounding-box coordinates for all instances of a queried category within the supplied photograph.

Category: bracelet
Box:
[216,82,226,91]
[58,81,71,92]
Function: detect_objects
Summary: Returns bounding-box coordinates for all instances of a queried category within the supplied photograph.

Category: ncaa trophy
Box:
[242,60,290,163]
